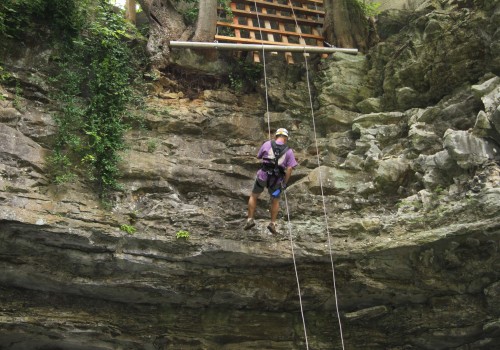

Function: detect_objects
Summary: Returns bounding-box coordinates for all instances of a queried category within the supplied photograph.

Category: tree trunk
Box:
[192,0,218,42]
[323,0,378,53]
[135,0,189,69]
[125,0,137,24]
[191,0,218,60]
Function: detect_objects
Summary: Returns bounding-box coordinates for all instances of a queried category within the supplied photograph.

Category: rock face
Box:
[1,1,500,350]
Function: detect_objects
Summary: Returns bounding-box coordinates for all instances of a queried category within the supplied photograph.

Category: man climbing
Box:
[244,128,298,234]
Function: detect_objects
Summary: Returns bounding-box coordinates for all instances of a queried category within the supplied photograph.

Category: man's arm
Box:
[284,167,293,185]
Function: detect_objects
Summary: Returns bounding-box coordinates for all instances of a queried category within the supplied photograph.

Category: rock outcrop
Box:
[0,1,499,349]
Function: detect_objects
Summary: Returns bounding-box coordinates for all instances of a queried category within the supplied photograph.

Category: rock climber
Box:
[244,128,298,234]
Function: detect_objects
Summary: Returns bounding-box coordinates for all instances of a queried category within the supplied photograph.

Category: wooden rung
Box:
[229,0,324,17]
[216,21,324,40]
[213,0,330,64]
[253,51,261,63]
[284,0,323,5]
[226,8,323,26]
[215,35,324,47]
[260,7,278,54]
[245,4,257,40]
[230,3,241,39]
[278,13,294,64]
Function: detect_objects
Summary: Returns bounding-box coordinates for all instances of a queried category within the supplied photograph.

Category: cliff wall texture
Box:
[0,0,500,349]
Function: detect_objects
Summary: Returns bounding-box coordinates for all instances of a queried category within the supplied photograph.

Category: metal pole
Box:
[169,41,358,55]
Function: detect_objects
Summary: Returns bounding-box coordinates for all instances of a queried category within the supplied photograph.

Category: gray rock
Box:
[485,282,500,316]
[0,107,21,125]
[356,97,382,113]
[0,124,47,171]
[443,129,500,169]
[374,157,411,190]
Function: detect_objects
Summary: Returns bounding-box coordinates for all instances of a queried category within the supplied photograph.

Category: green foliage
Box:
[173,0,199,25]
[49,1,145,198]
[353,0,381,17]
[47,151,77,184]
[0,0,89,40]
[176,230,191,240]
[228,61,263,93]
[0,66,10,83]
[217,26,234,37]
[120,224,137,234]
[173,0,232,25]
[147,138,159,153]
[218,0,233,20]
[12,83,23,110]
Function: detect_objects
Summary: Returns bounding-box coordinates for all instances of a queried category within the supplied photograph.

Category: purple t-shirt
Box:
[256,140,298,181]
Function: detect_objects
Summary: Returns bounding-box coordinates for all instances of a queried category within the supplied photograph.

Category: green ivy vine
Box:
[49,1,145,198]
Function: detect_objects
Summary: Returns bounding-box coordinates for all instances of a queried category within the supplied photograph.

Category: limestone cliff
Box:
[1,1,500,349]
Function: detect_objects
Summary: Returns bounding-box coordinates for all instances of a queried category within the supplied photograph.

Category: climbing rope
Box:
[283,190,309,350]
[252,1,310,348]
[287,0,346,348]
[252,1,272,141]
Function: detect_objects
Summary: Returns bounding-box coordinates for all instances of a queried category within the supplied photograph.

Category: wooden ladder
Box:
[216,0,325,64]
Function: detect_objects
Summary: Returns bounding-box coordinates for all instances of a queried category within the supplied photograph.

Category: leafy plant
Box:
[228,61,263,93]
[12,83,23,110]
[172,0,199,25]
[120,224,137,234]
[218,0,233,20]
[353,0,381,17]
[173,0,232,25]
[0,0,87,40]
[49,1,145,198]
[147,138,159,153]
[176,230,191,239]
[0,65,11,83]
[217,26,234,37]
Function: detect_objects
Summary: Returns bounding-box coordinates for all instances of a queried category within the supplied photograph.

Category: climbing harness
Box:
[261,140,289,189]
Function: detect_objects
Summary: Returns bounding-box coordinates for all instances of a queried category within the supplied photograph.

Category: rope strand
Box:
[253,0,309,346]
[287,1,346,348]
[284,190,309,350]
[252,1,272,141]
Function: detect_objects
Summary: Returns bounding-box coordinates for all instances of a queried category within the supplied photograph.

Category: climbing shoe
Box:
[244,218,255,230]
[267,222,278,235]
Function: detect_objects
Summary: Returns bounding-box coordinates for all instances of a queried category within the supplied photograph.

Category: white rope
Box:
[252,1,310,347]
[287,1,346,349]
[283,190,309,350]
[252,1,272,141]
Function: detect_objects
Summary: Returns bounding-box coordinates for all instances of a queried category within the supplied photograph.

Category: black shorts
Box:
[252,178,282,197]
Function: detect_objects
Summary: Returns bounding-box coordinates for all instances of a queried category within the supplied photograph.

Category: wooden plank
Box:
[230,3,241,39]
[230,0,324,17]
[245,4,257,40]
[215,35,325,47]
[278,20,294,64]
[286,0,323,5]
[243,4,261,62]
[216,21,324,40]
[277,0,295,63]
[221,8,323,26]
[257,0,324,7]
[301,0,323,50]
[260,6,278,55]
[216,0,327,64]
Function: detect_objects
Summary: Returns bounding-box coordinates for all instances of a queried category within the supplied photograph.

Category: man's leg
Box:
[247,192,259,219]
[267,197,280,234]
[270,197,280,223]
[244,192,260,230]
